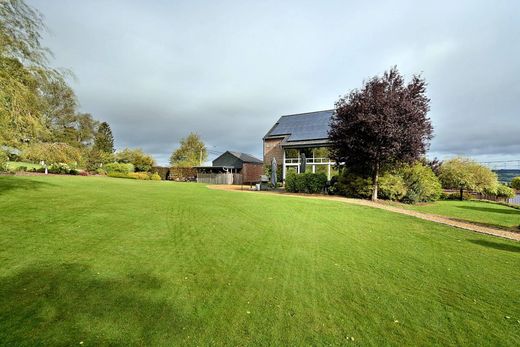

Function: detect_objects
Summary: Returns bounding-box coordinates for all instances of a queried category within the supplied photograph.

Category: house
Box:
[195,151,263,184]
[263,110,337,180]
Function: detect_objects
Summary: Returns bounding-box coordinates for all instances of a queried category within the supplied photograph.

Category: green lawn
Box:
[0,176,519,346]
[6,161,43,171]
[401,200,520,230]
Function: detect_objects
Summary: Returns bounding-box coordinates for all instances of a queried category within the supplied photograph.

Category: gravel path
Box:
[208,185,520,241]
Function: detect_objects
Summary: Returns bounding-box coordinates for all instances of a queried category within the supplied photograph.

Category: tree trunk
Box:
[460,188,463,201]
[371,165,379,201]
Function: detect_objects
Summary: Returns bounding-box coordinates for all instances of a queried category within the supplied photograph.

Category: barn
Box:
[195,151,263,184]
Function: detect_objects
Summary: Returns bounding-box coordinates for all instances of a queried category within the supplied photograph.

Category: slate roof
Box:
[264,110,333,143]
[227,151,263,164]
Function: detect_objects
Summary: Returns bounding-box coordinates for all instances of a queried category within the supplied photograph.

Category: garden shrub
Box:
[378,173,407,201]
[0,151,8,172]
[104,162,135,174]
[330,163,441,203]
[305,173,328,194]
[15,166,28,172]
[512,177,520,190]
[333,170,373,198]
[48,163,71,174]
[397,163,442,203]
[285,172,327,194]
[327,175,340,195]
[496,184,515,199]
[96,168,107,175]
[115,148,155,172]
[293,174,307,192]
[150,173,161,181]
[285,173,297,192]
[85,149,114,172]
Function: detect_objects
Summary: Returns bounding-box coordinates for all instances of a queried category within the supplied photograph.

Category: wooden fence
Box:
[233,173,243,185]
[196,173,244,185]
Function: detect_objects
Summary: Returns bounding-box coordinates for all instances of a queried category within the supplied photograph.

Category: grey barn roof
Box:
[264,110,333,142]
[225,151,263,164]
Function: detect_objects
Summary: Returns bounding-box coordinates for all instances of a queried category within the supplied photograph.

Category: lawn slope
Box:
[402,200,520,229]
[0,176,519,346]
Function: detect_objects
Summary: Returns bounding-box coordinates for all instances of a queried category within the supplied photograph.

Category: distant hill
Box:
[493,169,520,183]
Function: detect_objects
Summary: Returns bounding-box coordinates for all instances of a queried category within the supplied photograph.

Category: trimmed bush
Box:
[96,168,107,175]
[107,172,160,180]
[512,177,520,190]
[378,173,407,201]
[306,173,328,194]
[104,162,135,174]
[128,172,151,180]
[285,172,327,194]
[107,172,135,179]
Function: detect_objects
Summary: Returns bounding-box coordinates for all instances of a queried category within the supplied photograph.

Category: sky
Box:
[30,0,520,166]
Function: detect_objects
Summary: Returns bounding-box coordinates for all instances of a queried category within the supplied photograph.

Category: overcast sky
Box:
[30,0,520,166]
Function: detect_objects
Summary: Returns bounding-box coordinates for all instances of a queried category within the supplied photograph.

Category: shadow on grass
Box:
[0,263,191,345]
[0,176,55,196]
[456,205,520,215]
[469,239,520,253]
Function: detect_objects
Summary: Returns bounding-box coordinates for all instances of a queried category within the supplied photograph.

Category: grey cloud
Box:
[30,0,520,165]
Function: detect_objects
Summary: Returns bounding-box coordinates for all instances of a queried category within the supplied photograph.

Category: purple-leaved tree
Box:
[329,67,433,201]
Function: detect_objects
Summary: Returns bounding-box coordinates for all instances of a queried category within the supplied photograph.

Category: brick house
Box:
[263,110,337,180]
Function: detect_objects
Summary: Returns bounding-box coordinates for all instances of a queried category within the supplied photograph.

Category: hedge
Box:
[169,167,197,181]
[285,172,327,194]
[152,166,170,180]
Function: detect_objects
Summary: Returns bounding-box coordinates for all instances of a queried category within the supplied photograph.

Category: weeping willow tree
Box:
[0,0,80,147]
